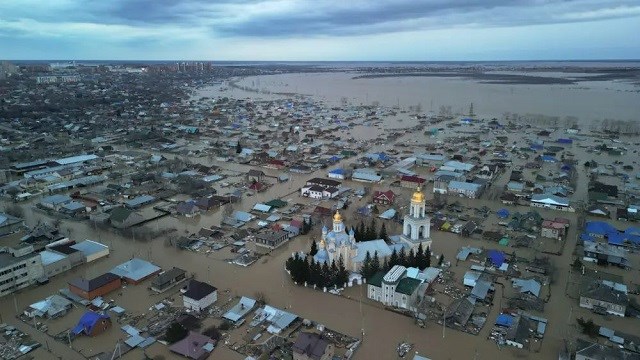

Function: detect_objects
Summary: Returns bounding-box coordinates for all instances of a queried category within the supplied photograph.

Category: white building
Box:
[397,187,432,250]
[70,240,109,262]
[367,265,422,311]
[183,280,218,312]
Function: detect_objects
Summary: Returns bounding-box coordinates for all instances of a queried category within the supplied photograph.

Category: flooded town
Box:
[1,60,640,360]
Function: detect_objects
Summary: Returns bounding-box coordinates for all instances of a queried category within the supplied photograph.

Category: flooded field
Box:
[218,71,640,123]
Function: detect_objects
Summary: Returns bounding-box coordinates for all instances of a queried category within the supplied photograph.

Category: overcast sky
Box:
[1,0,639,60]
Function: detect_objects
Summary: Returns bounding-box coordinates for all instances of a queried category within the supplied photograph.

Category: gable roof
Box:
[292,332,329,360]
[71,311,110,335]
[169,331,215,359]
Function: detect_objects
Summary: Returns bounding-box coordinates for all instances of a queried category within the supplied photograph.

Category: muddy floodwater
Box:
[213,71,640,123]
[3,71,640,360]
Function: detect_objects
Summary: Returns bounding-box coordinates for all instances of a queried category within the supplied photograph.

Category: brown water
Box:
[215,72,640,123]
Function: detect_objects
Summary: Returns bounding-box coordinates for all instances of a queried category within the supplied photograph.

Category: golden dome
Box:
[411,186,425,203]
[333,210,343,222]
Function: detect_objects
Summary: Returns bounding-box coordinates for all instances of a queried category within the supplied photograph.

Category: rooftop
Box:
[110,258,161,282]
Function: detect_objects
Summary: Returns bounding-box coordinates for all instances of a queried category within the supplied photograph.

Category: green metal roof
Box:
[368,271,385,287]
[396,277,421,295]
[264,199,288,208]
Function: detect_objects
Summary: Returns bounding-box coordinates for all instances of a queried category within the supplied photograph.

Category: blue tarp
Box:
[557,138,573,144]
[497,208,510,219]
[496,314,514,327]
[580,233,595,242]
[585,221,617,236]
[488,250,506,267]
[72,311,110,335]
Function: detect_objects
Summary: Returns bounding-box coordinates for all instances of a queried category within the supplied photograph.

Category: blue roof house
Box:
[72,311,111,337]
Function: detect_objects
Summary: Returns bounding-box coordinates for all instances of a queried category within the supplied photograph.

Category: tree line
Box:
[361,243,434,280]
[285,252,349,289]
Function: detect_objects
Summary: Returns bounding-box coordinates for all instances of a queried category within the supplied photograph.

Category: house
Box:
[40,194,72,210]
[265,159,286,170]
[183,280,218,312]
[151,267,187,293]
[124,195,155,209]
[505,316,531,349]
[476,164,499,180]
[416,153,445,166]
[109,207,144,229]
[254,230,289,250]
[445,297,475,326]
[327,168,347,180]
[246,169,265,182]
[292,332,335,360]
[258,305,298,334]
[0,213,24,236]
[372,190,396,205]
[367,265,423,311]
[583,242,628,268]
[71,311,111,337]
[530,194,573,212]
[442,160,475,173]
[433,172,464,194]
[580,279,628,317]
[512,278,542,297]
[300,185,339,199]
[400,175,426,189]
[169,331,215,360]
[540,220,567,240]
[575,339,640,360]
[176,201,200,217]
[25,295,73,319]
[223,296,256,323]
[448,181,483,199]
[110,258,161,284]
[352,170,382,183]
[68,273,121,300]
[500,192,518,205]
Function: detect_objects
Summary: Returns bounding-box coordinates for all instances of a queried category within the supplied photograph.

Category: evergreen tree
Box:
[389,248,399,268]
[382,257,389,272]
[357,221,366,242]
[330,260,338,288]
[370,251,381,277]
[337,256,349,287]
[438,254,445,267]
[425,246,432,268]
[416,243,425,270]
[366,218,378,240]
[361,251,372,278]
[309,261,321,287]
[378,223,388,241]
[321,262,331,288]
[310,240,318,256]
[408,249,416,268]
[398,247,407,267]
[302,257,310,284]
[235,141,242,154]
